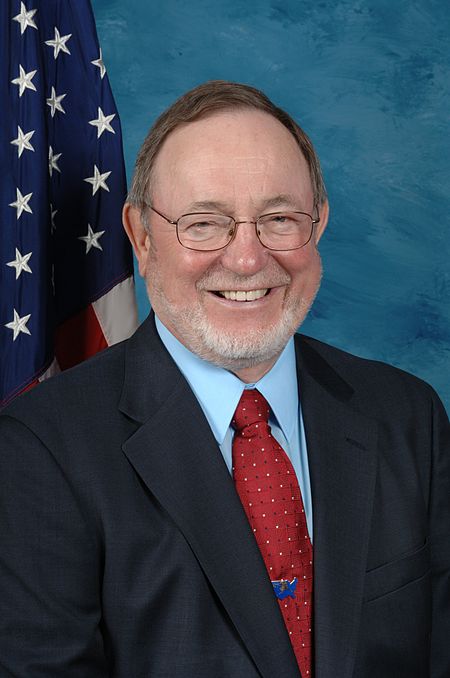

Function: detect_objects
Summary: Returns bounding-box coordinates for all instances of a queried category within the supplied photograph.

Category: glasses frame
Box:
[144,202,320,252]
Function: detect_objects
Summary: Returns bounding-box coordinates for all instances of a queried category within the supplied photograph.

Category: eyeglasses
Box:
[144,203,320,252]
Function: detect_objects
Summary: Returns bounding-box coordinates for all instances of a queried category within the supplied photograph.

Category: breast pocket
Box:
[363,540,430,603]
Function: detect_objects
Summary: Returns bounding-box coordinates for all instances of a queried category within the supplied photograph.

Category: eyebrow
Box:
[261,194,303,211]
[185,194,304,214]
[185,200,230,213]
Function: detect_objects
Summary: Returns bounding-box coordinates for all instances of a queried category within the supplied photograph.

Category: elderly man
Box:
[0,81,449,678]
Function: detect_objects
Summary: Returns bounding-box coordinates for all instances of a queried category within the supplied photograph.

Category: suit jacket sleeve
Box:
[0,415,109,676]
[429,389,450,677]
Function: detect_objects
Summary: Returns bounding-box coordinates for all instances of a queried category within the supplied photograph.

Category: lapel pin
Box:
[272,577,298,600]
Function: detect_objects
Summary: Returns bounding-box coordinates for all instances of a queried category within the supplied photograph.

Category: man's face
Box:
[125,109,328,380]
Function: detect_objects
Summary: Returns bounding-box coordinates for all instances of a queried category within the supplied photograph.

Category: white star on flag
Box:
[84,164,111,195]
[10,125,35,158]
[45,26,72,59]
[48,146,62,176]
[46,86,67,117]
[91,47,106,80]
[9,188,33,219]
[89,107,116,138]
[5,309,32,341]
[91,48,106,79]
[78,224,105,253]
[50,204,58,232]
[12,2,37,34]
[11,65,37,97]
[6,249,33,279]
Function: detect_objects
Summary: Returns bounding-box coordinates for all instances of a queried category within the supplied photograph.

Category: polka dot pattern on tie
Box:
[232,389,313,677]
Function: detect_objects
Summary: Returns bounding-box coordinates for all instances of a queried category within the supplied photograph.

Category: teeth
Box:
[219,289,268,301]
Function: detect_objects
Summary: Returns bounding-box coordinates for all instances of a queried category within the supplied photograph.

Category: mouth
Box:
[212,288,269,301]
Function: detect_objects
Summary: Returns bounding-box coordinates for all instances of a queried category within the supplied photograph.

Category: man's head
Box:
[123,81,329,381]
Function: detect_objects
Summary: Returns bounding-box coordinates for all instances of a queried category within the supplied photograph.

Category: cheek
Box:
[147,248,206,302]
[287,248,322,288]
[277,246,318,275]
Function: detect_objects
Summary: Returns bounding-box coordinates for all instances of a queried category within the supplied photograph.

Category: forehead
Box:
[151,109,313,208]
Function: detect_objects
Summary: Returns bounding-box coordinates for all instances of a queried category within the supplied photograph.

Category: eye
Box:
[263,214,299,232]
[180,216,230,242]
[184,219,223,237]
[187,220,217,229]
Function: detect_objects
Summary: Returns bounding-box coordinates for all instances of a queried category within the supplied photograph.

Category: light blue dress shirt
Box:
[155,315,313,539]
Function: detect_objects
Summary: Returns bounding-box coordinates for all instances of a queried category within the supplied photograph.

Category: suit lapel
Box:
[119,318,377,677]
[119,316,300,678]
[296,337,378,678]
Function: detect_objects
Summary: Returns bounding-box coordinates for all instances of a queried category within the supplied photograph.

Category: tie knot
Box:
[231,389,270,433]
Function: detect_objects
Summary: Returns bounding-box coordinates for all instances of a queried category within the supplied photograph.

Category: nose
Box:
[219,220,269,276]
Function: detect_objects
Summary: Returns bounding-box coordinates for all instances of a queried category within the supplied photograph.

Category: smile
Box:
[214,289,269,301]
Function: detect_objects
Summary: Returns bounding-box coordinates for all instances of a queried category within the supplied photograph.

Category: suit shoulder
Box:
[1,339,128,425]
[296,333,440,406]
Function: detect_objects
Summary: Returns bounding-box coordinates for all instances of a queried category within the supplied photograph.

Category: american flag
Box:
[1,0,138,407]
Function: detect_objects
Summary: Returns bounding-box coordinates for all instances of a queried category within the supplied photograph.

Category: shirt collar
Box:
[253,339,298,441]
[155,315,299,445]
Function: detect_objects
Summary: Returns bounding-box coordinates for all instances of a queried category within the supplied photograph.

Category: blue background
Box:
[92,0,449,410]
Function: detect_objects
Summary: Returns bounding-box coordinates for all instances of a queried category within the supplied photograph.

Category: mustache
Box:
[196,263,291,291]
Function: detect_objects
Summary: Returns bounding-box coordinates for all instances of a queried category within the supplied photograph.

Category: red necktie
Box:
[232,389,313,677]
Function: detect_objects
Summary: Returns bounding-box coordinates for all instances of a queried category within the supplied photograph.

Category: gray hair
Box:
[127,80,327,209]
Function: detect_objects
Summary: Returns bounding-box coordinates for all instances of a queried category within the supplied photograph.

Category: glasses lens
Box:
[177,214,234,250]
[257,212,313,250]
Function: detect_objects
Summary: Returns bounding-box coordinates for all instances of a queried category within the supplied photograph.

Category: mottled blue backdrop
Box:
[92,0,449,410]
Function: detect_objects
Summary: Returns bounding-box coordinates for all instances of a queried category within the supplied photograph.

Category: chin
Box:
[170,302,310,371]
[149,275,318,371]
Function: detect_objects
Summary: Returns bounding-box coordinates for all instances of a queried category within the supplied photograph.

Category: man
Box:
[0,81,449,677]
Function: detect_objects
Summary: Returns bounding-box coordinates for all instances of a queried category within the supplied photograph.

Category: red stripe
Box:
[55,304,108,371]
[1,378,40,407]
[21,379,40,393]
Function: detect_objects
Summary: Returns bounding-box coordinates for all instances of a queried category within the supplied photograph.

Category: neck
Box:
[231,356,278,384]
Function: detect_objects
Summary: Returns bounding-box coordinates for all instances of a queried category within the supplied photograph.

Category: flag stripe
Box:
[92,275,138,346]
[55,304,108,371]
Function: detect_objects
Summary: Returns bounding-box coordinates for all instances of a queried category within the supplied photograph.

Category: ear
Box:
[314,199,329,245]
[122,204,151,278]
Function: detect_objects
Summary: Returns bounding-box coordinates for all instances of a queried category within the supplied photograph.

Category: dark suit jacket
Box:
[1,314,449,677]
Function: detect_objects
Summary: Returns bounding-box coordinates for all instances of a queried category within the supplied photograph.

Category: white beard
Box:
[146,257,321,371]
[166,295,312,371]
